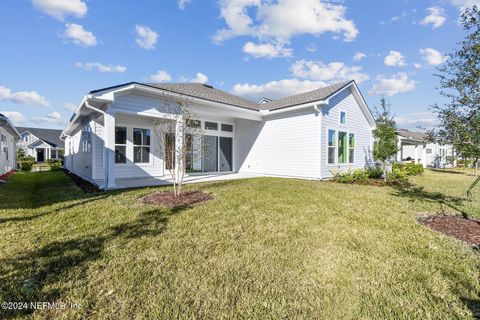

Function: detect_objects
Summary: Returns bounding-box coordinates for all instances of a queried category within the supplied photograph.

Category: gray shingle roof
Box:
[16,127,64,148]
[396,129,428,141]
[144,83,261,111]
[260,81,352,111]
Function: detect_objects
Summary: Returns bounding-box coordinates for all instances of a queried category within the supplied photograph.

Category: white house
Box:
[396,129,454,168]
[16,127,65,162]
[0,113,21,175]
[61,80,376,189]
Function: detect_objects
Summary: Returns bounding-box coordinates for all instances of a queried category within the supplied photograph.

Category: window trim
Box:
[327,129,337,165]
[339,110,347,125]
[114,126,128,165]
[326,127,356,166]
[133,127,152,164]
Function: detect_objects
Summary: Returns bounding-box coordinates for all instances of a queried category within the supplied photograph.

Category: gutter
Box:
[260,100,329,116]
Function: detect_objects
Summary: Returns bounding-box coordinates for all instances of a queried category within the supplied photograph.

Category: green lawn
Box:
[0,170,479,319]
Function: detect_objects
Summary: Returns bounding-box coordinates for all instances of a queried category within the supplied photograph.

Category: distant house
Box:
[0,114,21,175]
[16,127,65,162]
[396,129,454,168]
[61,80,376,189]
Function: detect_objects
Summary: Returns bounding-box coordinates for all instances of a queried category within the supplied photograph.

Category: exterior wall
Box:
[0,127,16,174]
[321,88,374,178]
[236,109,321,179]
[64,123,93,181]
[18,132,38,157]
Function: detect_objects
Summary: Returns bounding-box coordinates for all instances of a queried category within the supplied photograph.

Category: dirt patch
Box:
[418,215,480,247]
[139,190,214,209]
[62,169,102,193]
[0,170,16,182]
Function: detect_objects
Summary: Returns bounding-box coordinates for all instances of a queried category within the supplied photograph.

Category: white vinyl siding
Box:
[236,110,321,179]
[321,88,373,178]
[0,127,16,174]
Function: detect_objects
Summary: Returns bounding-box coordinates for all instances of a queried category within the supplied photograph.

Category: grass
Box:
[0,170,479,319]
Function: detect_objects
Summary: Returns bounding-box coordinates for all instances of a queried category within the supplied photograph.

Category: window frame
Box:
[339,111,347,125]
[114,126,128,164]
[348,133,355,164]
[132,127,152,164]
[327,129,337,165]
[326,127,356,166]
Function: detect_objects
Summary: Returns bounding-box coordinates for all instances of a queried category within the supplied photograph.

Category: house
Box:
[61,80,376,189]
[16,127,65,162]
[0,114,21,175]
[396,129,454,168]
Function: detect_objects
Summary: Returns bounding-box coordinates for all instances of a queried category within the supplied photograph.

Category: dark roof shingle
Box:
[396,129,428,141]
[16,127,64,148]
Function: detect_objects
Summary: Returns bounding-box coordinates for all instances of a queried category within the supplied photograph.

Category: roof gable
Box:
[16,127,64,148]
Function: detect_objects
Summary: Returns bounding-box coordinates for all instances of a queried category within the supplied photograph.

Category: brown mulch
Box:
[139,190,214,209]
[0,170,17,182]
[62,169,102,193]
[418,215,480,247]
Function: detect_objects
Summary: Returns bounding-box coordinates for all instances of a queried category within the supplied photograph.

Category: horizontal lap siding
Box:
[0,127,15,174]
[92,120,104,180]
[321,89,373,178]
[70,123,93,180]
[236,110,321,179]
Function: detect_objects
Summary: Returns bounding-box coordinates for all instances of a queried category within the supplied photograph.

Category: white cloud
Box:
[32,0,87,21]
[214,0,358,44]
[190,72,208,84]
[75,62,127,73]
[306,43,317,52]
[369,73,417,96]
[64,23,97,47]
[414,63,422,69]
[0,86,50,107]
[450,0,480,11]
[395,112,439,130]
[291,60,369,83]
[64,103,78,112]
[32,111,64,125]
[384,50,407,67]
[0,111,27,125]
[232,78,327,101]
[243,41,293,58]
[419,48,448,66]
[420,7,446,28]
[135,25,158,50]
[178,0,191,10]
[149,70,172,82]
[353,52,366,61]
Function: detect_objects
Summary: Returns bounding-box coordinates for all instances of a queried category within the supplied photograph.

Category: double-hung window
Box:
[115,127,127,164]
[133,128,151,163]
[328,129,336,164]
[338,131,348,164]
[348,133,355,164]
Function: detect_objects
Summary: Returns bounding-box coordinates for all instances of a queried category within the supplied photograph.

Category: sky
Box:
[0,0,476,131]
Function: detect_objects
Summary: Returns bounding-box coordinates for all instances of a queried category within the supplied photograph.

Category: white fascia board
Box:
[349,82,376,128]
[261,100,328,116]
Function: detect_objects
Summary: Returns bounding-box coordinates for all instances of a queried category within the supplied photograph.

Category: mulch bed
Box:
[0,170,17,182]
[62,169,102,193]
[418,215,480,247]
[139,190,214,209]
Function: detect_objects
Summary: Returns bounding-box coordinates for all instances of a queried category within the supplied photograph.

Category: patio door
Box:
[219,137,232,172]
[202,136,218,172]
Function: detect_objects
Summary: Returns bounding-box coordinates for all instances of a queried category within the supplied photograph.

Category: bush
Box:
[19,156,36,172]
[50,162,62,172]
[331,169,369,184]
[392,163,424,176]
[387,168,408,181]
[366,167,384,179]
[47,159,62,166]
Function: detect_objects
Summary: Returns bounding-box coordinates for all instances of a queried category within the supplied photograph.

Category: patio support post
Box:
[422,144,427,168]
[414,144,419,164]
[397,138,402,162]
[175,115,184,184]
[104,110,116,189]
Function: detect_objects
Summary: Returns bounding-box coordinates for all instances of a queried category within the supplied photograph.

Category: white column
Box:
[414,144,419,164]
[422,144,427,168]
[104,111,116,189]
[397,138,402,162]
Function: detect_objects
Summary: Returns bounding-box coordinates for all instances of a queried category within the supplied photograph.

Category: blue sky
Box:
[0,0,475,130]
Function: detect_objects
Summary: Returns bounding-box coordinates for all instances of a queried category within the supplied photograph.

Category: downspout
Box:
[84,100,108,188]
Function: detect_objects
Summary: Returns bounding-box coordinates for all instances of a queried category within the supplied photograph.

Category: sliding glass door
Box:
[202,135,218,172]
[219,137,232,172]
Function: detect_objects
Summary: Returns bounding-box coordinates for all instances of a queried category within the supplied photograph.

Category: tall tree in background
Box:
[434,5,480,178]
[373,97,398,180]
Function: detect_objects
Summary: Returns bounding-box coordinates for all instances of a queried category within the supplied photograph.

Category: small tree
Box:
[373,97,398,180]
[153,93,205,196]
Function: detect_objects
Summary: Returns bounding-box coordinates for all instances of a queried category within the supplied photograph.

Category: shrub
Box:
[331,169,369,184]
[46,159,62,166]
[50,162,62,172]
[19,156,36,172]
[366,167,384,179]
[392,163,424,176]
[387,168,408,181]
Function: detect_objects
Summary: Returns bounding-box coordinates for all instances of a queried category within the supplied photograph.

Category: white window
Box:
[115,127,127,164]
[133,128,151,163]
[348,133,355,164]
[340,111,347,124]
[328,129,336,164]
[205,121,218,130]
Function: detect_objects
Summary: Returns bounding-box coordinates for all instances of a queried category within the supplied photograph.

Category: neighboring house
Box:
[16,127,65,162]
[396,129,454,168]
[61,80,376,189]
[0,114,21,175]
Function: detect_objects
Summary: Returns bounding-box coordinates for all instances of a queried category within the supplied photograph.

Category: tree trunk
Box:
[383,162,387,181]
